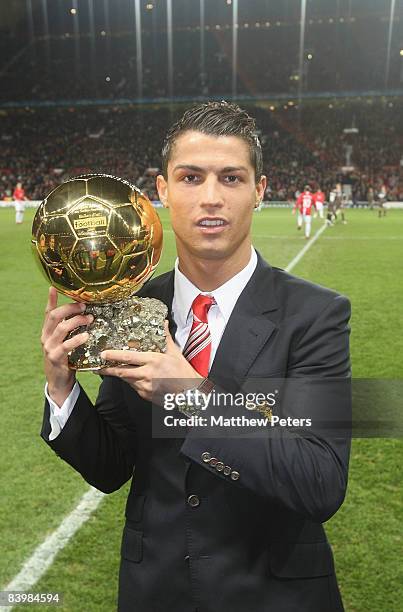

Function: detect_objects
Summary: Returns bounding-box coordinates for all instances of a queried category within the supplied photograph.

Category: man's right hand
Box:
[41,287,93,407]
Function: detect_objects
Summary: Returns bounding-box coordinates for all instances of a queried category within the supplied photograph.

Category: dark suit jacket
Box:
[41,252,351,612]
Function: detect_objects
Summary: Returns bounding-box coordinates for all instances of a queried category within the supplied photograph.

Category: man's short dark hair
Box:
[161,101,263,183]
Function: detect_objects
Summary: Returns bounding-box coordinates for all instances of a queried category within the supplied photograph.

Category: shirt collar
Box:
[173,246,258,327]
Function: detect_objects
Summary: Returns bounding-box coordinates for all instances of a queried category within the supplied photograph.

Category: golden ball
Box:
[31,174,163,303]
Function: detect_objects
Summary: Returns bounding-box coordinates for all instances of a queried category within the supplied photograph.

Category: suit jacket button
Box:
[209,457,218,467]
[215,462,224,472]
[223,466,231,476]
[187,494,201,507]
[201,452,211,463]
[230,471,240,481]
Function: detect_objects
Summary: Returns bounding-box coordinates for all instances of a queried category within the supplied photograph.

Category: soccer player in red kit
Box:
[13,182,27,224]
[293,185,316,239]
[313,187,325,219]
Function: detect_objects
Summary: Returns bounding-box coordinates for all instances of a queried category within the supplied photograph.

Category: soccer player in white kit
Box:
[292,185,316,239]
[377,185,387,218]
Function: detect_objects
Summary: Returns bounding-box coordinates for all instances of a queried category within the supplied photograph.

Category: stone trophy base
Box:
[67,296,168,371]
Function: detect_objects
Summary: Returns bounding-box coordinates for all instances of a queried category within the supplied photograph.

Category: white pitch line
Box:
[320,235,403,240]
[1,219,327,610]
[285,222,327,273]
[0,487,104,612]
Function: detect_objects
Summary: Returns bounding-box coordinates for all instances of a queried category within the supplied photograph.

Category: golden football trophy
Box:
[31,174,166,370]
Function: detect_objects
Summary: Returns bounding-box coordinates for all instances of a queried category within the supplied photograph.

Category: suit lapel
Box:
[209,253,279,388]
[142,269,176,336]
[160,272,176,338]
[144,254,279,388]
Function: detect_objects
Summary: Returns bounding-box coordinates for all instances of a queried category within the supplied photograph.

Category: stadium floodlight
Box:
[41,0,50,66]
[231,0,238,96]
[385,0,396,88]
[70,8,77,15]
[167,0,173,99]
[135,0,143,99]
[26,0,35,42]
[297,0,307,116]
[103,0,110,43]
[200,0,205,90]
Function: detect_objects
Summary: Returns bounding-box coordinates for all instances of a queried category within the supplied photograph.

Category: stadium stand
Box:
[1,100,402,203]
[1,2,402,203]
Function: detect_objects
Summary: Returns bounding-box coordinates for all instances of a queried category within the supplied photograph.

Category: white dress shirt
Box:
[46,247,258,440]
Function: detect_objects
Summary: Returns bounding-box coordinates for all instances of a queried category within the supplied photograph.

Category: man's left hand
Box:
[100,321,203,402]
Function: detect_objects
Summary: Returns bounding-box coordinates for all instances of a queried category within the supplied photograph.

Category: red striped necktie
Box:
[183,294,215,377]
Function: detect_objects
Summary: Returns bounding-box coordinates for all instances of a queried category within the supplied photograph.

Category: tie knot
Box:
[191,294,215,323]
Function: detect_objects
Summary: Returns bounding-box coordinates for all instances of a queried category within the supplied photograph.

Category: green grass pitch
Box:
[0,207,402,611]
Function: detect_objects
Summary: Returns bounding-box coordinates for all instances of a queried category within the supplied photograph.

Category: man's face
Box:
[156,131,266,262]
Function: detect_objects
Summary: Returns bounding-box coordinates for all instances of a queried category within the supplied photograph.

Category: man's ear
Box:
[255,175,267,207]
[156,174,169,208]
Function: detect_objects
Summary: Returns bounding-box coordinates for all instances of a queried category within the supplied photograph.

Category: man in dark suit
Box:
[41,101,351,612]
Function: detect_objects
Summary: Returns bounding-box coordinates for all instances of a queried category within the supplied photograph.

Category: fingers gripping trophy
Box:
[32,174,166,370]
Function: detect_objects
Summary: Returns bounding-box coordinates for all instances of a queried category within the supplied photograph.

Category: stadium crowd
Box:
[1,100,402,204]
